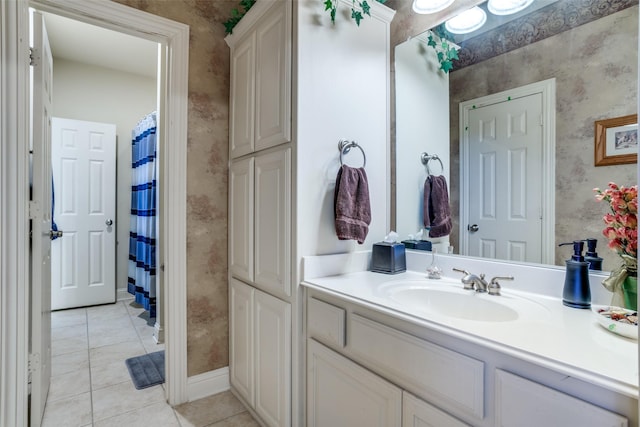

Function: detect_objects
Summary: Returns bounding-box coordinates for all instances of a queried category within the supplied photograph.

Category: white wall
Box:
[394,36,451,251]
[52,57,157,300]
[295,1,393,271]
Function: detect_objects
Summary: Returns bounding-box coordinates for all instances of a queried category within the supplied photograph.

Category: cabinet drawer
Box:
[495,369,628,427]
[349,314,484,420]
[307,297,346,348]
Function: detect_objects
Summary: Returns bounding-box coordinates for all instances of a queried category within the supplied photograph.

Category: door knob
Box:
[468,224,479,232]
[105,219,113,226]
[49,230,63,239]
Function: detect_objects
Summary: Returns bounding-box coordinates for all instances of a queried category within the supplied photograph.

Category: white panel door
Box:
[307,339,402,427]
[229,157,254,282]
[230,32,255,158]
[402,391,469,427]
[254,148,291,298]
[229,278,255,406]
[30,11,53,427]
[254,0,291,151]
[466,93,543,263]
[51,117,116,309]
[254,289,291,427]
[495,370,628,427]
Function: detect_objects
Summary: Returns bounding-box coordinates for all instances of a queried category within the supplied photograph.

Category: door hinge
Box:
[539,114,544,126]
[29,47,36,66]
[28,353,40,373]
[29,200,40,220]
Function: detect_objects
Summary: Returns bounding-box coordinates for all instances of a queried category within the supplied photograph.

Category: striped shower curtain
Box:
[128,112,158,318]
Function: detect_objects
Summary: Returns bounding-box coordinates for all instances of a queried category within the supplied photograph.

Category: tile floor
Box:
[45,300,259,427]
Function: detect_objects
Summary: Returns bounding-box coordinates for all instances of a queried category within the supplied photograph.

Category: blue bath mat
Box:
[125,350,165,390]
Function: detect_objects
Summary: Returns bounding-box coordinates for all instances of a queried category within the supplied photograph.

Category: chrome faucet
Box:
[452,269,514,295]
[452,268,489,292]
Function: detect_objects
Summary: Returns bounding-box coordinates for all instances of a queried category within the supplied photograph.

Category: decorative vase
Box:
[622,274,638,311]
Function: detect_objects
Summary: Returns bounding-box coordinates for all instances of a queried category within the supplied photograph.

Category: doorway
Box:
[459,79,556,264]
[36,9,163,427]
[0,2,189,426]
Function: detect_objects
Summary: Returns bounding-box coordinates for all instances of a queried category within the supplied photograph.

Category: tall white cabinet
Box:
[226,1,394,425]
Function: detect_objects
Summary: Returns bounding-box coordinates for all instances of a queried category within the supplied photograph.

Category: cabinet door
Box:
[495,369,628,427]
[254,148,291,297]
[230,32,255,158]
[229,157,254,282]
[307,339,402,427]
[229,278,254,406]
[254,0,291,151]
[254,290,291,427]
[403,392,469,427]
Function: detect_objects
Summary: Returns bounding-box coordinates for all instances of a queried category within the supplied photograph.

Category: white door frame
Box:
[459,78,556,265]
[0,1,189,425]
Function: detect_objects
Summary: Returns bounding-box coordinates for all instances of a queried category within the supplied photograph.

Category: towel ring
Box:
[339,139,366,168]
[421,152,444,175]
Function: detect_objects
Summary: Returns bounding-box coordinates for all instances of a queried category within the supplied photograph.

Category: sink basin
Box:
[376,280,548,322]
[389,287,518,321]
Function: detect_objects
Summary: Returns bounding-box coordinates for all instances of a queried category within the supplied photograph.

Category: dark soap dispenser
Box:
[584,238,603,271]
[559,240,591,309]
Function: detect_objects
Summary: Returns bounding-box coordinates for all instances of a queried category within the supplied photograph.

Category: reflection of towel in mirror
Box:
[423,175,452,238]
[334,165,371,244]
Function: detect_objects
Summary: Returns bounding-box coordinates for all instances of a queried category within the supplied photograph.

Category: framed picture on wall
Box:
[594,114,638,166]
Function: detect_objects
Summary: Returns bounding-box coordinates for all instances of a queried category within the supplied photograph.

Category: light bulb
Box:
[412,0,455,15]
[445,6,487,34]
[487,0,535,16]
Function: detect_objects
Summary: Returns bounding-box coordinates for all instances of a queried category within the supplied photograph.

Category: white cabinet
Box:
[227,1,395,425]
[229,157,254,283]
[402,392,469,427]
[254,148,291,296]
[229,33,255,158]
[307,339,402,427]
[229,0,290,159]
[229,278,291,427]
[229,148,291,299]
[304,289,633,427]
[254,3,290,151]
[229,277,254,405]
[254,290,291,427]
[495,369,628,427]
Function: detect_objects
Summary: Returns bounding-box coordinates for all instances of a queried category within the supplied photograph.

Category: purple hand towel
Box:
[423,175,452,238]
[334,165,371,244]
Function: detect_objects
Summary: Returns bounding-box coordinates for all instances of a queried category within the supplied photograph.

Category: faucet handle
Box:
[488,276,514,296]
[452,268,470,275]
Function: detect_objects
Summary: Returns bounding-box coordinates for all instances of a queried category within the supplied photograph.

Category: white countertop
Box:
[302,269,639,398]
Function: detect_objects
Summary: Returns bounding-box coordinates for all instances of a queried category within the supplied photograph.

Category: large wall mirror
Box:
[390,0,638,272]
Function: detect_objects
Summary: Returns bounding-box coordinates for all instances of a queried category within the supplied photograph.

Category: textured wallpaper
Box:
[113,0,236,376]
[449,6,638,271]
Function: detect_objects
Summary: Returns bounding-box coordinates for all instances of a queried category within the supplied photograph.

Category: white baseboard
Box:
[117,288,133,302]
[187,367,230,402]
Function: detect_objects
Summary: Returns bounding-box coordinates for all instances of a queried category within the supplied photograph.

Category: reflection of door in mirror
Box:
[461,84,551,264]
[393,3,638,272]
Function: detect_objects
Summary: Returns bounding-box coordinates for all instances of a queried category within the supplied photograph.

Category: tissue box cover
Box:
[371,242,406,274]
[401,240,432,251]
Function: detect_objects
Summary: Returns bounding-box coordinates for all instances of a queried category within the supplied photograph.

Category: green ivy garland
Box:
[224,0,457,74]
[224,0,387,34]
[323,0,387,26]
[426,29,460,74]
[224,0,256,35]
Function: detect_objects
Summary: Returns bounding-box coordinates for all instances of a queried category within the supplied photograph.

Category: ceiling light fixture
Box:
[445,6,487,34]
[412,0,455,15]
[487,0,535,16]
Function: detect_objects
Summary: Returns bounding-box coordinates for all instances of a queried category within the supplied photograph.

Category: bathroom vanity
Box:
[302,251,638,427]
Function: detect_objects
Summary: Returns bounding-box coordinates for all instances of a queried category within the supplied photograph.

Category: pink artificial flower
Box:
[594,182,638,259]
